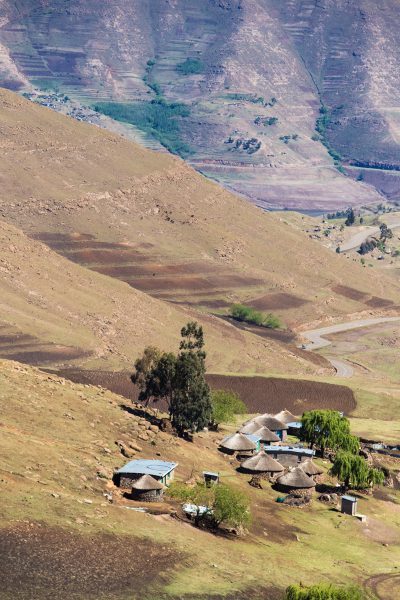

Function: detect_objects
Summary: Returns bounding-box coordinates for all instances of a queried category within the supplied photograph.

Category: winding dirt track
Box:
[363,572,400,600]
[301,317,400,377]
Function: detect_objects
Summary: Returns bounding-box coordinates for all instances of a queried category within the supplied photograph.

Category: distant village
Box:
[112,407,370,524]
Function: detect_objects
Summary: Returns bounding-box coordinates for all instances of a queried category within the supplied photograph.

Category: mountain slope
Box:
[0,218,325,375]
[0,91,400,327]
[0,0,396,208]
[1,88,400,331]
[1,358,399,599]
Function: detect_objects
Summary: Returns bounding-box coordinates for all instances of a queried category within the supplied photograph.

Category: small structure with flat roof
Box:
[286,421,302,435]
[264,445,314,467]
[341,495,358,516]
[203,471,219,486]
[115,459,178,488]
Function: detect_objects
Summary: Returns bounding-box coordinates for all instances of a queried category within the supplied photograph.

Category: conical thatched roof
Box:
[241,450,284,473]
[253,426,280,443]
[239,420,262,435]
[132,474,164,491]
[254,415,288,431]
[273,410,299,424]
[301,459,324,476]
[220,432,256,451]
[276,467,315,489]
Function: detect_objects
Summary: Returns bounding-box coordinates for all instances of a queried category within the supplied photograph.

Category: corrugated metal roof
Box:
[342,495,357,502]
[264,445,315,455]
[203,471,219,477]
[117,459,178,477]
[287,421,302,428]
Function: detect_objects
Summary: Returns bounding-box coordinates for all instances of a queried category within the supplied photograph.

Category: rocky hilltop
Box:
[1,0,399,209]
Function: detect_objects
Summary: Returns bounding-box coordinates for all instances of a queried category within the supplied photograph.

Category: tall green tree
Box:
[345,208,355,226]
[331,451,384,491]
[131,322,212,436]
[300,410,359,456]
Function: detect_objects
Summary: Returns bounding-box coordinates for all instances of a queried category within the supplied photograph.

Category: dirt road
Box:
[340,222,400,252]
[301,317,400,377]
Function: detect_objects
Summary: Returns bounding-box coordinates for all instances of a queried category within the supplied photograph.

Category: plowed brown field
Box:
[55,369,356,416]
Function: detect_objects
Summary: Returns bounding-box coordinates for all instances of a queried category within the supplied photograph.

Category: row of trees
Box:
[132,322,246,436]
[300,410,384,490]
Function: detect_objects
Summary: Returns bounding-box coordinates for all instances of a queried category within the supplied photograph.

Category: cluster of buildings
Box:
[113,409,324,502]
[219,410,323,494]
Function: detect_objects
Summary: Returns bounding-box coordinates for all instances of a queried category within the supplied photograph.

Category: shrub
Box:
[284,583,364,600]
[210,390,246,427]
[230,304,281,329]
[93,100,193,157]
[176,58,205,75]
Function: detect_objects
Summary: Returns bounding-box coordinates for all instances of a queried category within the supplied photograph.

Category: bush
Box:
[93,100,193,157]
[284,583,364,600]
[176,58,205,75]
[210,390,246,427]
[230,304,281,329]
[168,482,251,529]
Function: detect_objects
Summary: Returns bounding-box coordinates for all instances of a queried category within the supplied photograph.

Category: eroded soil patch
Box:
[0,523,180,600]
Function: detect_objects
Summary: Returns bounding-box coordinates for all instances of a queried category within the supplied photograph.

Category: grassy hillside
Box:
[0,358,399,599]
[0,219,325,376]
[1,89,400,331]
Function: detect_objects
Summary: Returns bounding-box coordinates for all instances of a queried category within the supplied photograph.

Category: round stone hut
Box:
[240,420,263,435]
[253,425,280,444]
[301,459,324,479]
[131,474,164,502]
[219,432,256,455]
[253,415,288,441]
[276,467,316,495]
[241,450,284,476]
[273,410,299,424]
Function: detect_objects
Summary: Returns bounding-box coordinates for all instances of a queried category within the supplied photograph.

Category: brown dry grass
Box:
[0,219,327,376]
[1,89,400,330]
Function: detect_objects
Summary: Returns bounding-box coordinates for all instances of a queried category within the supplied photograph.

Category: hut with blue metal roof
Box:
[115,459,178,488]
[264,445,315,467]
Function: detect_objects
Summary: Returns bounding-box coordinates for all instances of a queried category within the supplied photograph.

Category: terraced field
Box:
[0,0,390,209]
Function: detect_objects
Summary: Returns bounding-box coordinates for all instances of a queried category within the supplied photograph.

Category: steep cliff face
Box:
[0,0,398,208]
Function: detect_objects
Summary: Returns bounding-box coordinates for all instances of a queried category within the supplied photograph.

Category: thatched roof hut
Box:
[273,410,299,424]
[301,459,324,477]
[276,467,316,491]
[253,426,280,443]
[254,414,288,431]
[240,420,262,435]
[220,432,256,454]
[131,474,164,502]
[241,450,284,474]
